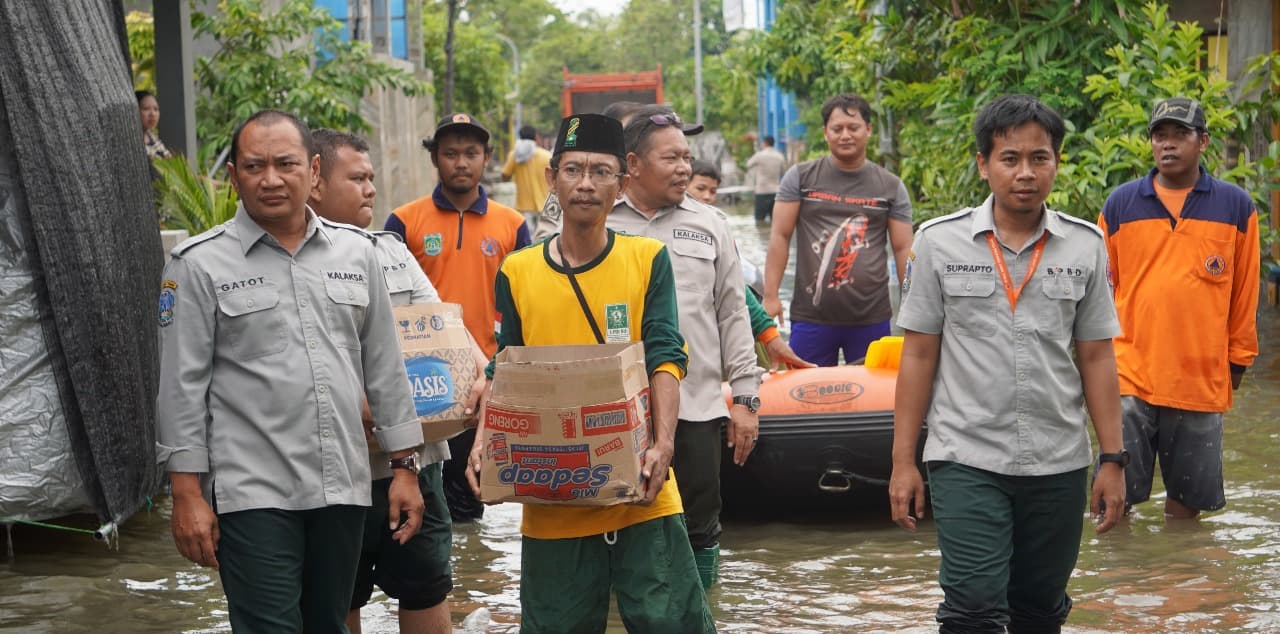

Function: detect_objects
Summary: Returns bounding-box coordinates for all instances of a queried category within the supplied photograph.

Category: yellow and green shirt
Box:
[488,230,688,539]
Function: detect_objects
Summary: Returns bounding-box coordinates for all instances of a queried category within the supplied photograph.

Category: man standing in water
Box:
[467,113,714,632]
[890,95,1126,632]
[744,134,786,224]
[1100,97,1260,520]
[309,128,487,634]
[763,93,913,366]
[536,104,763,587]
[156,110,425,632]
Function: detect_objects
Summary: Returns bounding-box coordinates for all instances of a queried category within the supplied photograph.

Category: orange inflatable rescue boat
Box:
[719,336,925,504]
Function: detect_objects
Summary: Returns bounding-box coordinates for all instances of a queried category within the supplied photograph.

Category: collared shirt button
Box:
[965,282,973,290]
[308,340,317,349]
[318,385,327,393]
[299,299,308,307]
[246,299,255,307]
[1018,373,1026,381]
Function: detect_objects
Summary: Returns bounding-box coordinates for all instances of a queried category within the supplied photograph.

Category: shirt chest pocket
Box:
[669,236,716,293]
[325,278,370,349]
[942,274,997,337]
[1039,276,1086,338]
[383,265,416,303]
[216,286,287,359]
[1187,235,1234,285]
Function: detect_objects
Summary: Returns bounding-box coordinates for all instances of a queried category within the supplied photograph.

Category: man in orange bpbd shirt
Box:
[386,114,531,521]
[1099,97,1260,521]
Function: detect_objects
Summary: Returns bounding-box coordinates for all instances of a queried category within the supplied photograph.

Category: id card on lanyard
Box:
[984,231,1048,313]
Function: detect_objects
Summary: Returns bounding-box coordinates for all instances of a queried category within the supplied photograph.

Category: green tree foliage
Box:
[125,10,155,92]
[193,0,427,168]
[742,0,1278,256]
[423,0,756,161]
[423,1,509,136]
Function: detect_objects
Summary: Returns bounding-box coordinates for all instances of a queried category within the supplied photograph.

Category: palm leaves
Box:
[151,155,239,234]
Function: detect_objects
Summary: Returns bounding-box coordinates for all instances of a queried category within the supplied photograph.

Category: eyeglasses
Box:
[556,164,622,184]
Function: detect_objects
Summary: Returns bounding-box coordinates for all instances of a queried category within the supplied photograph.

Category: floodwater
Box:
[2,203,1279,633]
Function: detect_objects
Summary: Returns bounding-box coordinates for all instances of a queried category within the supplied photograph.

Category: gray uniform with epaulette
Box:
[370,229,450,475]
[896,195,1120,476]
[533,194,761,417]
[155,204,423,513]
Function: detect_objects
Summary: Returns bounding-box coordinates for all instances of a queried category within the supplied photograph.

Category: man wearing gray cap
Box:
[1099,96,1260,521]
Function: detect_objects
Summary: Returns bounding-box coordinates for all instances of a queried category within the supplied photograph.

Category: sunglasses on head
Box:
[647,113,683,127]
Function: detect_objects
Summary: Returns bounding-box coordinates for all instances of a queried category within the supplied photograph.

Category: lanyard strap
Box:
[984,231,1048,313]
[556,237,606,344]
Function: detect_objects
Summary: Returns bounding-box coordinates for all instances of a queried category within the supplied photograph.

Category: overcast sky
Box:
[551,0,626,18]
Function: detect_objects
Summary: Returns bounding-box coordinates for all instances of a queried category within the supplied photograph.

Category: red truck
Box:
[561,66,663,117]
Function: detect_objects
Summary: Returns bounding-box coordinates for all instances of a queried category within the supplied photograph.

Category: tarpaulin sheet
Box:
[0,0,162,524]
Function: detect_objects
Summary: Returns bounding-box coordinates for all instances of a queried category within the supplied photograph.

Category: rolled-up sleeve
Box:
[360,247,424,453]
[155,257,215,472]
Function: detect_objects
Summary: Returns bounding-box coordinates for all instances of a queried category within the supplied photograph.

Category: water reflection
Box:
[1,202,1277,633]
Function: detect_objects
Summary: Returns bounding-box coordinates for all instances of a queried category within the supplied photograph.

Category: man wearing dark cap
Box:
[386,113,532,522]
[466,114,714,633]
[534,104,763,590]
[1099,97,1260,521]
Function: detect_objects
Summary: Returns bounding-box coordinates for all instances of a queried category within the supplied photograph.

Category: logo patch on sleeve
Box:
[158,279,178,327]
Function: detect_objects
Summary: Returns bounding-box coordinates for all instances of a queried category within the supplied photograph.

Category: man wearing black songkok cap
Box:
[466,113,715,632]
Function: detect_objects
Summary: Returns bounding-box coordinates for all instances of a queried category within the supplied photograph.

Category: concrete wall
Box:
[362,62,437,229]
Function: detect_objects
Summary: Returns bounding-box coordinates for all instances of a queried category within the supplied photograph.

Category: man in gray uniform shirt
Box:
[156,111,425,632]
[537,104,762,588]
[309,129,487,634]
[890,95,1125,632]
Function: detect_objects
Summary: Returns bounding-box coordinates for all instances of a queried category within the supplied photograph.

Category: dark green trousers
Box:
[217,505,366,633]
[520,514,716,634]
[928,462,1087,634]
[671,418,725,550]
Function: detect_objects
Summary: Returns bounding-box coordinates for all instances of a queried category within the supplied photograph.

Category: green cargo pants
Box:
[928,461,1087,634]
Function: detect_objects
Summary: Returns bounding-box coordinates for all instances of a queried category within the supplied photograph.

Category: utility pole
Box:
[443,0,457,113]
[496,33,522,134]
[693,0,704,124]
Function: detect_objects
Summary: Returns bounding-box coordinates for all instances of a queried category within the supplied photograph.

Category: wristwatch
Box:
[732,395,761,413]
[1098,450,1130,467]
[389,453,420,474]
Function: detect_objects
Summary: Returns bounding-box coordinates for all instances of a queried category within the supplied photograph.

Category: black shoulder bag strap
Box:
[557,236,606,344]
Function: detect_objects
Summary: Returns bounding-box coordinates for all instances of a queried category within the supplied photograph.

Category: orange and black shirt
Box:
[386,185,531,357]
[1100,167,1260,412]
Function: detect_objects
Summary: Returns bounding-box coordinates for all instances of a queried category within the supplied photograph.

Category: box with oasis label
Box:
[392,302,477,443]
[479,342,652,506]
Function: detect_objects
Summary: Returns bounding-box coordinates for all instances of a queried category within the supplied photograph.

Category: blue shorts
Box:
[789,320,890,366]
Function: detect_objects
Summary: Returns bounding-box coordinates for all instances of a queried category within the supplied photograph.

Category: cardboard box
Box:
[479,342,652,506]
[393,303,478,443]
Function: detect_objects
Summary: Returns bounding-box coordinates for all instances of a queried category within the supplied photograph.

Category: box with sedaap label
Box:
[392,303,477,443]
[479,342,652,506]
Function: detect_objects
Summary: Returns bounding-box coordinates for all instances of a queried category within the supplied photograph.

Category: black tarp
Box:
[0,0,161,525]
